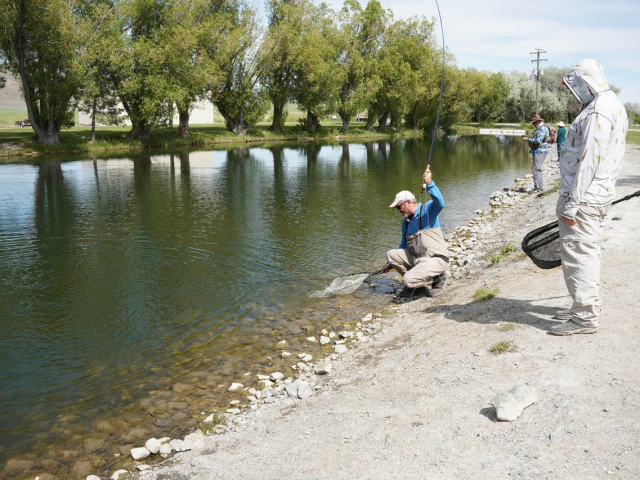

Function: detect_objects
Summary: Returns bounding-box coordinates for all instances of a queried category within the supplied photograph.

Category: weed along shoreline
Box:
[6,145,640,479]
[0,124,427,160]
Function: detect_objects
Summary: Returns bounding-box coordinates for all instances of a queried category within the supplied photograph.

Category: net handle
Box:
[533,189,640,232]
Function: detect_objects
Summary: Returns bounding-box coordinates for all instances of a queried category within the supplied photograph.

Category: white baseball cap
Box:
[557,121,565,126]
[389,190,416,208]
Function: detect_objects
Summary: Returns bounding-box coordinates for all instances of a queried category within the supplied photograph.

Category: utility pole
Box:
[530,48,547,114]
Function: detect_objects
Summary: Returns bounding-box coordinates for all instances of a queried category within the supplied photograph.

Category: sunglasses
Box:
[396,201,406,211]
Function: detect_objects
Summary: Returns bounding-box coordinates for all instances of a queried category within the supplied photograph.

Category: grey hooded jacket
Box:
[558,58,628,219]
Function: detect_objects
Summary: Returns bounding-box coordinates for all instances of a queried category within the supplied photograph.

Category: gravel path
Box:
[135,145,640,480]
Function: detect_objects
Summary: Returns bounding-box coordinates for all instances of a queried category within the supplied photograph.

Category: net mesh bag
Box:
[521,220,561,269]
[309,272,373,298]
[522,191,640,270]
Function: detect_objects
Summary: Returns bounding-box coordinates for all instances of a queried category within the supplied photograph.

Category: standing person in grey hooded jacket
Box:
[550,58,628,336]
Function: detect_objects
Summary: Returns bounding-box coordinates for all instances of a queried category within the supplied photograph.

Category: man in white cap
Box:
[381,167,450,299]
[556,121,567,160]
[550,58,628,336]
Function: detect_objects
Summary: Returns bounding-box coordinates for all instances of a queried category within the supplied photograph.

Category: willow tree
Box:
[0,0,86,145]
[290,2,342,133]
[103,0,177,141]
[334,0,388,134]
[211,4,273,135]
[163,0,227,137]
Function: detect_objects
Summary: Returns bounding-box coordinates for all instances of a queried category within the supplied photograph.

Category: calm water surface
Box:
[0,136,528,475]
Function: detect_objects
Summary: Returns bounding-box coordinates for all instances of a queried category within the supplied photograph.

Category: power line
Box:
[530,48,547,114]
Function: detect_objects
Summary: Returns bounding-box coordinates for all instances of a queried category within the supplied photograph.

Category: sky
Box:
[319,0,640,105]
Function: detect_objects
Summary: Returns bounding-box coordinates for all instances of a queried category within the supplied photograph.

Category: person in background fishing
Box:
[521,114,550,193]
[556,121,567,160]
[549,58,628,336]
[380,167,450,300]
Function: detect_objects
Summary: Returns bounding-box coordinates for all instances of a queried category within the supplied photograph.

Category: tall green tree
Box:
[104,0,183,141]
[262,0,305,133]
[290,2,341,133]
[0,0,87,145]
[211,3,273,135]
[164,0,226,137]
[334,0,387,134]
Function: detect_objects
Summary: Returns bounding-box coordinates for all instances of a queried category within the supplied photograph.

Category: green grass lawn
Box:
[627,130,640,145]
[0,109,29,126]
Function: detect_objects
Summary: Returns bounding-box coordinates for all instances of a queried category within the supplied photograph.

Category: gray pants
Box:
[556,196,610,328]
[387,249,448,289]
[532,153,546,189]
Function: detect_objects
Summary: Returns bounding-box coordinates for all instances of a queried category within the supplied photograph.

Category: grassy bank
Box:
[0,122,425,159]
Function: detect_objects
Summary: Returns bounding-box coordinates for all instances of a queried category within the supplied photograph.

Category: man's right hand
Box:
[380,263,392,274]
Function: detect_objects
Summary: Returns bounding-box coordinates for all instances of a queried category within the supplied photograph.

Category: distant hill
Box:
[0,75,27,110]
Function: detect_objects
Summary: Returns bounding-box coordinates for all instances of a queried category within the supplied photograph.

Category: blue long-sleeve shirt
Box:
[399,182,444,249]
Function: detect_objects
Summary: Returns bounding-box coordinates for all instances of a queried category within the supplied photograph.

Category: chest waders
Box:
[405,206,449,262]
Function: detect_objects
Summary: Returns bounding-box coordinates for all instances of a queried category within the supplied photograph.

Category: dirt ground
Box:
[137,145,640,480]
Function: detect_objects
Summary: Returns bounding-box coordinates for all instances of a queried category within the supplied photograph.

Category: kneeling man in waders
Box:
[381,167,450,300]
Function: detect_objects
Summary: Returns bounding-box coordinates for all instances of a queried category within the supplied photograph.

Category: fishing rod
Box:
[422,0,445,193]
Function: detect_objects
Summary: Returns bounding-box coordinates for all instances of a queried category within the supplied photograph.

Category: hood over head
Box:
[561,58,611,105]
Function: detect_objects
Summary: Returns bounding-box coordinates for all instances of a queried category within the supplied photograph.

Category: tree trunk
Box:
[215,106,247,135]
[270,101,286,133]
[339,112,350,134]
[306,111,319,133]
[378,111,389,131]
[365,108,375,131]
[90,96,97,142]
[178,110,190,137]
[409,103,419,130]
[389,114,398,129]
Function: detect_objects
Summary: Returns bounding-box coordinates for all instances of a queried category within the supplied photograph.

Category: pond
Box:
[0,135,528,476]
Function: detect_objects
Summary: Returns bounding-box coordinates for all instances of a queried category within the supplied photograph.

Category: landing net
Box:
[309,272,372,298]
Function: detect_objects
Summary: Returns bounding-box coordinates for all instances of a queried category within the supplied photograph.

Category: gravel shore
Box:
[125,144,640,480]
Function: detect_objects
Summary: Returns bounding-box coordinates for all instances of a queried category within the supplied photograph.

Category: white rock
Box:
[182,430,205,451]
[362,313,373,322]
[259,379,274,388]
[136,464,150,471]
[306,336,317,342]
[226,408,241,414]
[314,360,332,375]
[228,382,244,391]
[87,476,101,480]
[229,400,240,405]
[334,344,348,354]
[281,351,292,357]
[159,443,172,458]
[319,336,331,345]
[297,381,313,399]
[159,437,170,443]
[277,340,287,345]
[111,470,129,480]
[301,354,313,362]
[297,353,307,359]
[145,437,161,454]
[328,332,337,338]
[130,447,151,460]
[493,384,539,421]
[270,372,284,381]
[203,414,215,423]
[256,374,270,380]
[339,330,354,338]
